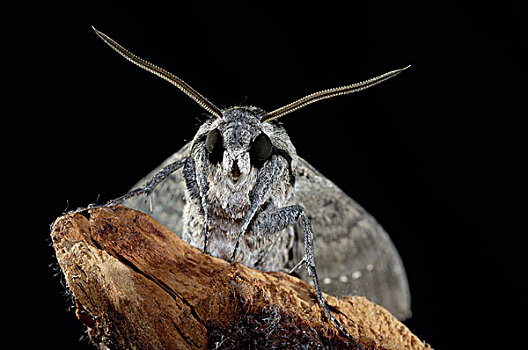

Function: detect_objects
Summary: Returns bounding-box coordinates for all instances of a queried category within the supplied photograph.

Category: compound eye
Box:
[251,133,272,162]
[205,129,223,163]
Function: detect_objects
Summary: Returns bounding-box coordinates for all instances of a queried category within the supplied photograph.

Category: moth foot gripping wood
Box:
[51,206,431,349]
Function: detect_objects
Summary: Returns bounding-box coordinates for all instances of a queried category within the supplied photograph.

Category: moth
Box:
[90,27,411,336]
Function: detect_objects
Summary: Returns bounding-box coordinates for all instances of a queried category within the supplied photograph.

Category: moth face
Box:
[203,108,273,184]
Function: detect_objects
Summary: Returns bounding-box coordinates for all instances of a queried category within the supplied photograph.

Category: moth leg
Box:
[71,158,187,214]
[252,205,352,339]
[107,158,187,206]
[230,199,260,260]
[231,155,288,260]
[183,150,212,253]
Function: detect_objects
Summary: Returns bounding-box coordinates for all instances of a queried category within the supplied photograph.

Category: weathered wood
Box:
[51,206,431,349]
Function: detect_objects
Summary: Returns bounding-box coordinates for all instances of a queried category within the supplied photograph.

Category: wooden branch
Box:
[51,206,431,350]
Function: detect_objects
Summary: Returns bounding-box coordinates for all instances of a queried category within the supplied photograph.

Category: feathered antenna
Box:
[92,27,223,119]
[261,66,410,122]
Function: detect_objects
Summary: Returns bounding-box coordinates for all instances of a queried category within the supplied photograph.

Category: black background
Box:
[3,1,526,349]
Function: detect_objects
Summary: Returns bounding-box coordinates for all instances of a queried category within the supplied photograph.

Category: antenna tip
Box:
[91,26,103,37]
[402,64,411,71]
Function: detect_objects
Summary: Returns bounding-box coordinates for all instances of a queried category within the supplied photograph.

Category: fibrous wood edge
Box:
[50,206,431,350]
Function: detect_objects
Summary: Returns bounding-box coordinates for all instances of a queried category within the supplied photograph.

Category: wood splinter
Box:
[50,206,431,349]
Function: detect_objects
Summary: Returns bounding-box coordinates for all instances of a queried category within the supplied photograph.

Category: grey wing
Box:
[291,157,411,319]
[123,142,191,236]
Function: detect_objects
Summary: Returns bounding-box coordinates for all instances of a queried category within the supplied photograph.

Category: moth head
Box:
[202,107,274,183]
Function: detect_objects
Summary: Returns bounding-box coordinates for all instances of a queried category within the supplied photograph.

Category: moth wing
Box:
[292,157,411,319]
[123,141,192,236]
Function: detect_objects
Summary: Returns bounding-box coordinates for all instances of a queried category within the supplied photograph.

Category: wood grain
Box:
[51,206,431,349]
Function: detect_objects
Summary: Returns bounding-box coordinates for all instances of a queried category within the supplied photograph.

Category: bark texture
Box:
[51,206,431,349]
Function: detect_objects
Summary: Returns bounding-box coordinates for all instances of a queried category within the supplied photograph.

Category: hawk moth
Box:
[90,27,411,336]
